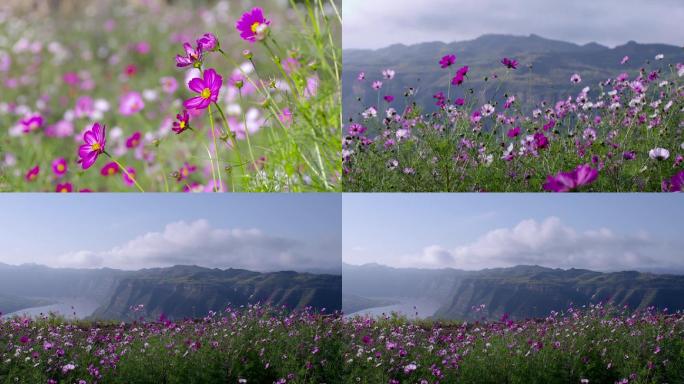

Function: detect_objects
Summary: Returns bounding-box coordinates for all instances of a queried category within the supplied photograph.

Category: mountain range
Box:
[0,263,341,321]
[343,263,684,320]
[342,34,684,119]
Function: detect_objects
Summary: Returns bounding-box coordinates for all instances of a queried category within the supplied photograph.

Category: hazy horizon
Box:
[343,194,684,272]
[0,194,341,272]
[344,0,684,49]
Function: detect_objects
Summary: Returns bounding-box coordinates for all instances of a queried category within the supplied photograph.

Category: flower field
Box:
[343,54,683,192]
[343,304,684,383]
[0,0,341,192]
[0,305,344,383]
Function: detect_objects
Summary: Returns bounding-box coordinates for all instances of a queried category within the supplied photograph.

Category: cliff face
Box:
[343,264,684,320]
[91,266,342,320]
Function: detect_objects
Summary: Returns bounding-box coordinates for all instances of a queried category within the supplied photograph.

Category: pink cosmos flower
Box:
[570,73,582,84]
[543,164,598,192]
[172,110,191,134]
[20,114,43,133]
[507,126,521,138]
[452,66,469,85]
[175,42,203,68]
[501,57,518,69]
[160,76,178,94]
[236,8,271,43]
[184,68,222,110]
[176,163,197,181]
[123,167,137,187]
[439,54,456,69]
[119,91,144,116]
[196,33,219,52]
[52,157,67,177]
[100,162,120,176]
[56,183,73,193]
[25,166,40,182]
[125,131,142,148]
[357,72,365,81]
[384,95,395,103]
[662,170,684,192]
[77,122,106,170]
[621,56,630,65]
[279,108,293,127]
[371,81,382,90]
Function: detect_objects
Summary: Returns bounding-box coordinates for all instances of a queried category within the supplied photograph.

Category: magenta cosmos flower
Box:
[439,54,456,69]
[21,114,43,133]
[52,157,68,177]
[501,57,518,69]
[56,183,73,193]
[123,167,137,187]
[25,166,40,182]
[100,161,119,176]
[176,42,203,68]
[451,66,469,85]
[184,68,222,110]
[236,8,271,42]
[78,122,106,170]
[543,164,598,192]
[172,110,191,134]
[197,33,219,52]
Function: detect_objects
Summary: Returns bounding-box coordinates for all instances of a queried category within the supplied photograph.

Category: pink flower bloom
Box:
[197,33,219,52]
[621,56,630,64]
[372,81,382,90]
[20,114,43,133]
[543,164,598,192]
[25,165,40,182]
[570,73,582,84]
[279,108,293,127]
[501,57,518,69]
[534,132,549,149]
[184,68,222,110]
[124,64,137,77]
[100,162,120,176]
[236,8,271,43]
[119,91,144,116]
[662,170,684,192]
[172,110,191,134]
[357,72,365,81]
[384,95,395,103]
[77,122,106,170]
[123,167,137,187]
[452,66,469,86]
[175,42,203,68]
[507,126,521,138]
[125,131,142,148]
[160,76,178,94]
[52,157,68,177]
[439,54,456,69]
[176,163,197,181]
[56,183,73,193]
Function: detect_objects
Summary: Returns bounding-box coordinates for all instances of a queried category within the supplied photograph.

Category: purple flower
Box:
[507,126,521,138]
[501,57,518,69]
[184,68,222,110]
[196,33,219,52]
[119,91,144,116]
[384,95,395,103]
[172,110,191,134]
[236,8,271,43]
[175,42,203,68]
[543,164,598,192]
[662,170,684,192]
[451,66,469,85]
[439,54,456,69]
[77,123,106,170]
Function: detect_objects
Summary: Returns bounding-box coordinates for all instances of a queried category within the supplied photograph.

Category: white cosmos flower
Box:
[655,54,664,60]
[649,147,670,161]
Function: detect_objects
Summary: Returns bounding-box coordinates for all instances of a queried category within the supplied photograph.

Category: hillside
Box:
[91,265,342,320]
[342,34,684,117]
[343,263,684,320]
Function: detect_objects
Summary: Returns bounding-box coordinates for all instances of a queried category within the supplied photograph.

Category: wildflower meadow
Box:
[0,0,341,192]
[0,305,344,384]
[343,53,684,192]
[343,304,684,383]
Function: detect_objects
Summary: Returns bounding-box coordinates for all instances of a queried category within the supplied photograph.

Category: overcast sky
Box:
[344,0,684,49]
[343,194,684,272]
[0,194,341,272]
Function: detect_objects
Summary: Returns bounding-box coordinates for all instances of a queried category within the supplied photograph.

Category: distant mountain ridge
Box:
[343,34,684,118]
[343,263,684,320]
[0,264,341,320]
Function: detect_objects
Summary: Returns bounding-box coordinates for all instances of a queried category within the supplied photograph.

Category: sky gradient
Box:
[344,0,684,49]
[0,194,341,272]
[343,194,684,272]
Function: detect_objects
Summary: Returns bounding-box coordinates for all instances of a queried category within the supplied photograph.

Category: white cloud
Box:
[397,217,677,271]
[55,219,340,272]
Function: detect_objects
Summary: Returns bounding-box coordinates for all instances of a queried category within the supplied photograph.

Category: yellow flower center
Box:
[200,88,211,99]
[57,164,65,172]
[91,142,101,152]
[59,187,68,193]
[108,168,115,175]
[251,22,261,33]
[179,121,186,129]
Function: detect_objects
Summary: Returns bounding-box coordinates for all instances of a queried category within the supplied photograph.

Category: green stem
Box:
[207,104,223,192]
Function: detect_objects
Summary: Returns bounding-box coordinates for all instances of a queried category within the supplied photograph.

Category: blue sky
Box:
[0,194,341,271]
[343,194,684,271]
[344,0,684,49]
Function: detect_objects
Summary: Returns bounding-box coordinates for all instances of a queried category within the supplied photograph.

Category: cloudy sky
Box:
[343,194,684,272]
[344,0,684,49]
[0,194,341,272]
